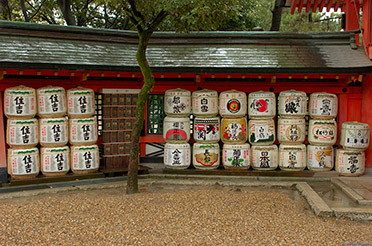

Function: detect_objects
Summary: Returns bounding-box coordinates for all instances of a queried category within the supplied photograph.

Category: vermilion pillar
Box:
[0,92,7,183]
[362,74,372,167]
[344,0,360,45]
[362,0,372,59]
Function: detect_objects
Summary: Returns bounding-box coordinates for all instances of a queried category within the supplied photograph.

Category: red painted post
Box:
[344,0,360,45]
[362,0,372,59]
[0,92,8,183]
[361,74,372,167]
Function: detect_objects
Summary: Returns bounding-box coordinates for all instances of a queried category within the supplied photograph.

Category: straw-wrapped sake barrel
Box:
[248,119,275,145]
[221,118,247,144]
[336,149,365,176]
[251,145,278,170]
[277,118,306,144]
[163,116,190,143]
[7,118,38,148]
[70,145,99,174]
[37,86,67,118]
[40,146,70,176]
[307,145,334,171]
[67,87,95,118]
[248,91,276,119]
[192,89,218,117]
[164,88,191,116]
[39,117,68,147]
[69,117,98,145]
[193,117,220,143]
[192,143,220,169]
[222,143,250,170]
[279,144,306,171]
[340,121,370,150]
[7,148,39,179]
[164,143,190,169]
[278,90,307,118]
[4,85,36,119]
[308,119,337,145]
[219,90,247,118]
[309,92,337,119]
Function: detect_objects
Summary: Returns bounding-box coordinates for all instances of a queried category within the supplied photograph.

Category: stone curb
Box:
[332,178,372,206]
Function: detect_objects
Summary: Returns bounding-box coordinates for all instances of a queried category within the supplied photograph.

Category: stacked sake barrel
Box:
[163,88,191,169]
[248,91,278,170]
[277,90,307,171]
[336,121,370,176]
[307,92,338,172]
[5,85,39,179]
[220,90,249,170]
[67,87,99,174]
[192,89,220,169]
[38,86,70,176]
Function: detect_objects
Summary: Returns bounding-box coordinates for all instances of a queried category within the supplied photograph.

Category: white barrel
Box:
[277,118,306,144]
[307,145,334,171]
[39,117,68,147]
[67,87,95,118]
[336,149,365,176]
[193,117,220,143]
[4,85,36,119]
[69,117,98,146]
[7,118,38,148]
[192,143,220,169]
[70,145,99,174]
[248,91,276,119]
[222,143,250,170]
[163,116,190,143]
[164,88,191,116]
[248,119,275,145]
[192,89,218,116]
[7,148,39,179]
[164,143,191,169]
[340,121,370,150]
[309,92,338,119]
[219,90,247,118]
[308,119,337,145]
[221,118,247,144]
[279,144,306,171]
[37,86,67,118]
[40,146,70,176]
[251,145,278,170]
[278,90,307,118]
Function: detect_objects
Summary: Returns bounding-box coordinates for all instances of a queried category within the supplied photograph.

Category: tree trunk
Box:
[57,0,76,25]
[0,0,11,20]
[19,0,29,22]
[270,0,284,31]
[126,31,154,194]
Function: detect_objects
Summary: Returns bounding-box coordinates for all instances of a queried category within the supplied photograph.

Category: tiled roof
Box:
[0,20,371,74]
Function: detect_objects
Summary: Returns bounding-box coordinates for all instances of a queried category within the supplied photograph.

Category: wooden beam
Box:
[319,0,327,11]
[327,0,334,12]
[313,0,320,12]
[291,0,297,14]
[306,0,312,12]
[298,0,305,13]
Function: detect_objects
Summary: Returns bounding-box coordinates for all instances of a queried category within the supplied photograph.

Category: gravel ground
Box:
[0,185,371,246]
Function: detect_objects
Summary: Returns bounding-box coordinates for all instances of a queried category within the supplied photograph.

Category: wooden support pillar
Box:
[0,92,8,183]
[362,74,372,167]
[362,0,372,59]
[344,0,360,45]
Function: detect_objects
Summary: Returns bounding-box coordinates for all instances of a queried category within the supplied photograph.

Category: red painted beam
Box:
[298,0,305,13]
[291,0,298,14]
[313,0,320,12]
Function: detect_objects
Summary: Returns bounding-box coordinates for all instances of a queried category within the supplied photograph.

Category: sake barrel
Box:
[67,87,95,118]
[193,117,220,143]
[279,144,306,171]
[219,90,247,118]
[248,119,275,145]
[163,116,190,143]
[308,119,337,145]
[7,118,38,148]
[37,86,67,118]
[7,148,39,180]
[336,149,365,176]
[222,143,250,170]
[70,145,99,174]
[248,91,276,119]
[4,85,36,118]
[340,121,370,150]
[221,118,247,144]
[192,143,220,169]
[192,89,218,116]
[40,146,70,176]
[277,118,306,144]
[39,117,68,147]
[278,90,307,118]
[309,92,337,119]
[69,117,98,145]
[307,145,334,171]
[164,88,191,116]
[251,145,278,170]
[164,143,191,169]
